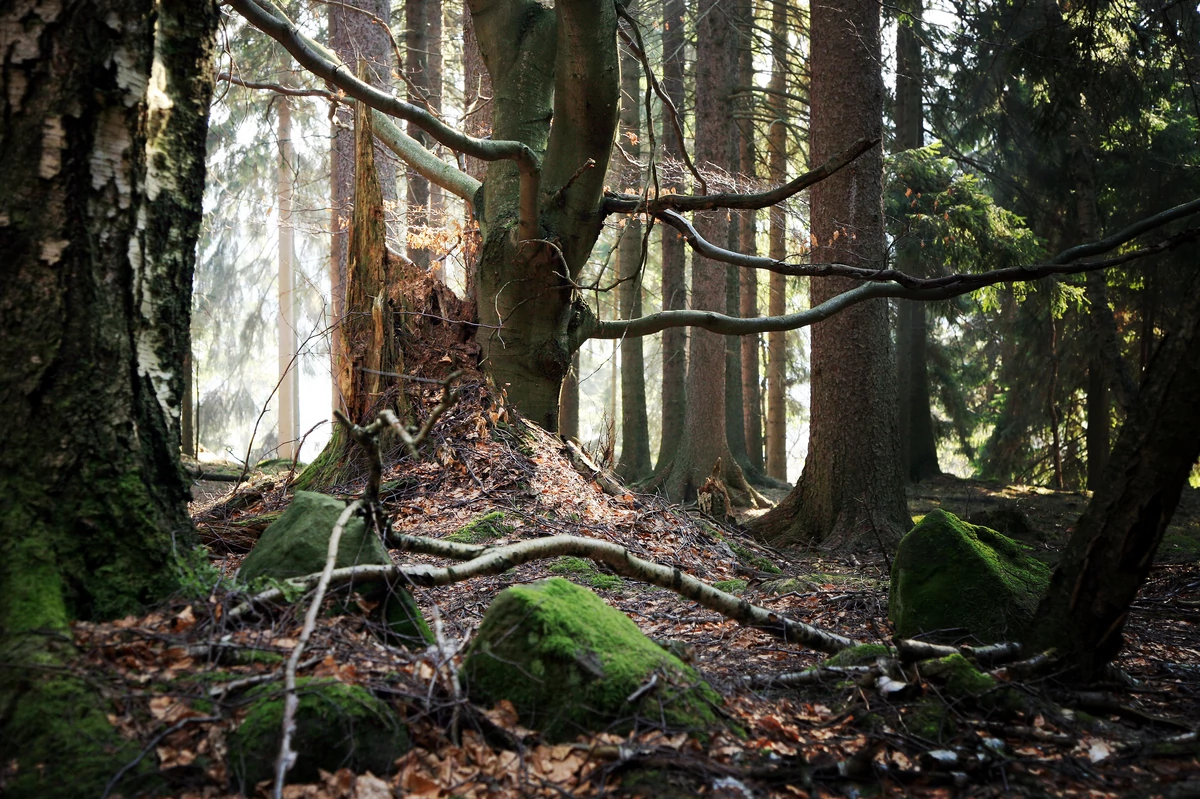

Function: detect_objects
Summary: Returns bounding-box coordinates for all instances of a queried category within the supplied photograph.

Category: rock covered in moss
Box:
[825,643,894,668]
[238,491,432,647]
[890,509,1050,642]
[227,678,408,789]
[462,578,722,742]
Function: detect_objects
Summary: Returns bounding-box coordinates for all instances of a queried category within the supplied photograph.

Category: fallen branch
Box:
[273,499,364,799]
[233,534,857,654]
[895,639,1023,667]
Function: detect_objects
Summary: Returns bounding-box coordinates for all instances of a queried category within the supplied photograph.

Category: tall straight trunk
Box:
[330,0,395,414]
[725,243,750,468]
[277,86,299,460]
[1048,315,1065,489]
[406,0,432,271]
[427,0,445,280]
[462,7,491,304]
[654,0,689,474]
[1027,274,1200,680]
[1,0,218,791]
[664,0,762,505]
[617,23,652,481]
[893,5,940,482]
[736,0,764,474]
[750,0,911,548]
[764,0,789,482]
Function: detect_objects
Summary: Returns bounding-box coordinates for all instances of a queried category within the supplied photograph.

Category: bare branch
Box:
[217,71,334,99]
[234,534,857,654]
[370,109,480,205]
[604,137,878,214]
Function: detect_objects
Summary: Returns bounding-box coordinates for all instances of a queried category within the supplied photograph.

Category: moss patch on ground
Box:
[890,509,1050,642]
[462,578,722,742]
[227,678,408,789]
[549,556,624,590]
[446,511,513,544]
[825,643,894,668]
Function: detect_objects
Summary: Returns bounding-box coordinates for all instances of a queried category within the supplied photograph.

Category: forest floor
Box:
[74,387,1200,798]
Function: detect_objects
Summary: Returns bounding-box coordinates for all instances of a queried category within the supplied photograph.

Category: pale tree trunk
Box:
[559,351,581,440]
[406,0,431,271]
[764,0,789,482]
[663,0,763,506]
[750,0,911,548]
[654,0,688,474]
[617,19,652,481]
[427,0,445,280]
[277,82,299,460]
[330,0,396,415]
[0,0,218,791]
[893,6,940,482]
[1027,274,1200,680]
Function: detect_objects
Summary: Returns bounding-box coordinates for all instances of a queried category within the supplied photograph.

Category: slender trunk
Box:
[277,85,299,460]
[750,0,910,548]
[182,350,196,458]
[655,0,688,473]
[1027,275,1200,680]
[462,7,491,304]
[559,351,581,440]
[1049,315,1065,489]
[427,0,445,281]
[764,0,789,482]
[330,0,395,415]
[406,0,432,271]
[617,23,652,481]
[893,4,940,482]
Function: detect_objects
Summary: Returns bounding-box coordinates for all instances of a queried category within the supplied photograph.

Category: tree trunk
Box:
[406,0,432,271]
[617,24,652,481]
[764,0,789,482]
[1026,274,1200,680]
[427,0,445,280]
[749,0,911,548]
[462,6,491,304]
[330,0,395,415]
[663,0,762,506]
[892,5,940,482]
[0,0,218,791]
[559,350,581,440]
[277,83,299,460]
[654,0,688,474]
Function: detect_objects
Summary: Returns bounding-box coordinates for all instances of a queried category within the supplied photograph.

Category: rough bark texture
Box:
[462,6,492,303]
[750,0,911,548]
[663,0,761,505]
[330,0,395,414]
[654,0,688,473]
[893,7,940,482]
[616,27,652,481]
[559,350,581,440]
[1027,276,1200,680]
[471,0,619,431]
[405,0,432,270]
[764,0,789,482]
[0,0,218,791]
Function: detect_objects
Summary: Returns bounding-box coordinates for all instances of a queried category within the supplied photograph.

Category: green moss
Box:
[0,674,159,799]
[446,511,513,544]
[172,544,223,600]
[549,557,624,590]
[825,643,894,668]
[227,678,408,789]
[712,579,748,594]
[906,701,955,742]
[760,577,814,595]
[731,544,783,574]
[890,509,1051,642]
[923,654,995,697]
[462,578,722,742]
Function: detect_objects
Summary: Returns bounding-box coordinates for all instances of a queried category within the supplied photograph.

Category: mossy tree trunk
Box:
[1026,276,1200,680]
[0,0,218,792]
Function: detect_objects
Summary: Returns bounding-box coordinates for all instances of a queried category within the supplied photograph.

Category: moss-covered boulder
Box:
[462,578,722,742]
[227,679,408,789]
[890,509,1050,642]
[238,491,432,647]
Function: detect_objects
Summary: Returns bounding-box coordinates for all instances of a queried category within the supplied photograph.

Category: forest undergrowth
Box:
[68,383,1200,798]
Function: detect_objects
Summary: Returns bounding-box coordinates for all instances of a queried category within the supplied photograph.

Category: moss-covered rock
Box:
[446,511,513,544]
[889,509,1050,642]
[0,674,160,799]
[227,678,408,790]
[462,578,722,742]
[238,491,432,647]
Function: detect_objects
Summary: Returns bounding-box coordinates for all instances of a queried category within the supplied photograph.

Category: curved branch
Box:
[603,137,878,214]
[371,109,480,205]
[585,226,1200,340]
[227,0,538,174]
[234,534,856,654]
